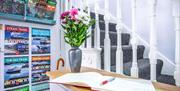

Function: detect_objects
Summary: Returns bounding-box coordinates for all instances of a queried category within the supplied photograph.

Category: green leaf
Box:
[61,17,96,47]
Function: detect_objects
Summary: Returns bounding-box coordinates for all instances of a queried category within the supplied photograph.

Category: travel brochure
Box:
[2,25,51,90]
[4,25,29,55]
[4,57,29,88]
[32,28,50,54]
[0,24,3,30]
[32,56,51,83]
[7,83,49,91]
[32,82,49,91]
[0,0,25,16]
[7,86,29,91]
[0,0,56,25]
[27,0,56,20]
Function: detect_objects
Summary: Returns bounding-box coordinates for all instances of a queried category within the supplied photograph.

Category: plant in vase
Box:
[60,8,95,72]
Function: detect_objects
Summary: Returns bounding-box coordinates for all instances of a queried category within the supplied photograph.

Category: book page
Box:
[51,72,104,87]
[51,72,155,91]
[95,77,156,91]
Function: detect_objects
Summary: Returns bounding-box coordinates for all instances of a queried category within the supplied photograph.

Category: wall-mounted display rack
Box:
[0,0,57,25]
[0,24,52,91]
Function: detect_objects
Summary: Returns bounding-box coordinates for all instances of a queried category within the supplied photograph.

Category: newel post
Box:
[94,0,101,49]
[84,0,92,48]
[116,0,123,74]
[104,0,111,71]
[79,0,85,48]
[173,0,180,87]
[149,0,157,81]
[131,0,139,77]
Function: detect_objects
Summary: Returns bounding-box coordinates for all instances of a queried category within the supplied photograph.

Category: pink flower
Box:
[71,15,77,21]
[62,20,67,24]
[70,8,78,17]
[61,11,70,19]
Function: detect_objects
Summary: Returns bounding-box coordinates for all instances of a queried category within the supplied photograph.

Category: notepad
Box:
[51,72,156,91]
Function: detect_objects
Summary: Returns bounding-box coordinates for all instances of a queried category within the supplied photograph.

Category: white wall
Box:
[156,0,175,62]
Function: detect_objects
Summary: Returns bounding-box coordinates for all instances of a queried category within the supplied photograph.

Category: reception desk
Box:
[46,67,180,91]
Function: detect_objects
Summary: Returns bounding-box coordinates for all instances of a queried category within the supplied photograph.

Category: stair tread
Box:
[92,21,117,32]
[101,45,145,65]
[100,31,131,46]
[101,45,145,48]
[110,58,163,79]
[157,74,175,85]
[90,12,104,21]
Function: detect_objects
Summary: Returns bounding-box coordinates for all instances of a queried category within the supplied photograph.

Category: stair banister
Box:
[116,0,123,74]
[104,0,111,71]
[65,0,69,10]
[69,0,73,9]
[96,4,176,82]
[131,0,139,77]
[94,0,101,49]
[71,0,75,8]
[149,0,157,81]
[173,0,180,87]
[79,0,85,48]
[84,0,92,48]
[80,0,84,10]
[105,12,153,47]
[74,0,78,8]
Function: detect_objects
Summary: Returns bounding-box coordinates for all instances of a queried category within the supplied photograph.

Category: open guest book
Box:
[51,72,156,91]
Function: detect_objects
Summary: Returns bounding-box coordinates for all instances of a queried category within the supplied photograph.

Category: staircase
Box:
[71,0,180,87]
[91,12,175,85]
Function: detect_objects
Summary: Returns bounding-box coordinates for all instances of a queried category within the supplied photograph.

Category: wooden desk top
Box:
[46,67,180,91]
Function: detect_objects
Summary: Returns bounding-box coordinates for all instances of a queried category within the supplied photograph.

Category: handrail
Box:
[98,9,149,46]
[111,12,175,66]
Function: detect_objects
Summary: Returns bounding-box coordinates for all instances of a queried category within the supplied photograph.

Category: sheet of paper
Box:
[96,77,156,91]
[51,72,155,91]
[51,72,103,87]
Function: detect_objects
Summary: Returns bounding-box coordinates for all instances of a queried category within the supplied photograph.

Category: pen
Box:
[100,77,115,85]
